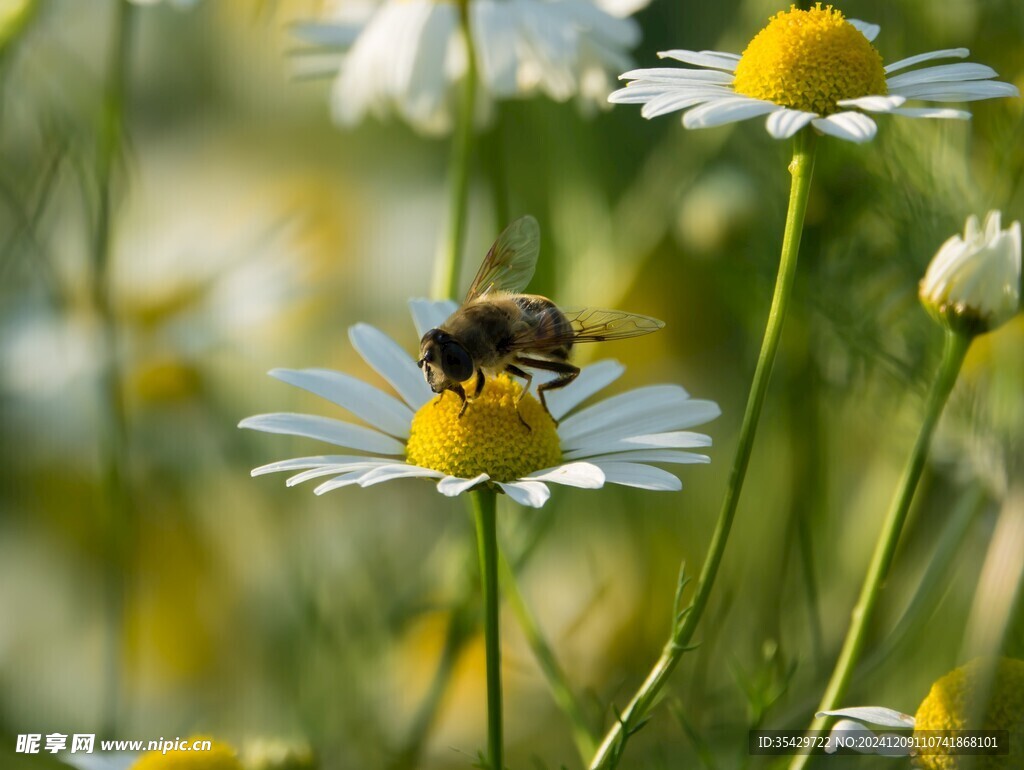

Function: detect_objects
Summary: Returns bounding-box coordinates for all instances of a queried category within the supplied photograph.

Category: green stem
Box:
[472,489,503,770]
[431,0,478,300]
[788,329,971,770]
[499,549,599,764]
[589,130,818,770]
[93,0,136,735]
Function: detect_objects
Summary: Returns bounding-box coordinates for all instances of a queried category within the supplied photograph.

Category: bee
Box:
[417,215,664,425]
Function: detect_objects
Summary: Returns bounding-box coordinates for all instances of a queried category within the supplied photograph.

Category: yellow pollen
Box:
[130,736,243,770]
[732,4,887,116]
[913,657,1024,770]
[406,374,561,483]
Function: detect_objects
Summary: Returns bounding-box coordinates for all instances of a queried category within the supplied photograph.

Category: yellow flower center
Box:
[130,737,243,770]
[406,374,561,482]
[732,4,887,115]
[913,657,1024,770]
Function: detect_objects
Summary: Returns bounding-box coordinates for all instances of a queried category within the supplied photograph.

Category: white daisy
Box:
[293,0,465,136]
[609,4,1019,144]
[919,210,1021,335]
[818,658,1024,764]
[292,0,648,136]
[474,0,641,106]
[240,300,720,508]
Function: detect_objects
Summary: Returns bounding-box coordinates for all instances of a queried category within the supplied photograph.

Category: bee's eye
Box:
[440,342,473,383]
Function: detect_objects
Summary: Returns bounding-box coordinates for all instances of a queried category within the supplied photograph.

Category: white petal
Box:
[619,67,734,85]
[765,109,816,139]
[312,470,367,493]
[846,19,880,42]
[579,449,710,465]
[610,83,705,103]
[563,430,712,459]
[657,49,740,71]
[826,721,914,757]
[359,463,444,487]
[616,79,734,95]
[56,751,136,770]
[269,368,413,438]
[682,97,780,129]
[251,454,386,476]
[887,106,970,119]
[588,461,681,491]
[470,0,519,96]
[609,85,655,103]
[497,480,551,507]
[595,0,649,19]
[311,462,440,493]
[574,6,639,56]
[287,462,388,486]
[291,21,363,48]
[437,473,489,496]
[578,10,641,60]
[560,385,720,447]
[641,88,735,119]
[836,94,906,112]
[884,48,968,74]
[525,461,605,489]
[518,5,578,102]
[545,359,624,420]
[826,721,876,755]
[983,210,1005,239]
[396,3,460,133]
[886,62,998,89]
[817,707,916,728]
[888,80,1019,101]
[811,112,877,143]
[349,323,432,409]
[239,413,406,455]
[408,298,458,339]
[332,2,411,128]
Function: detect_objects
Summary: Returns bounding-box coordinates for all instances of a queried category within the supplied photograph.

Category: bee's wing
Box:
[465,215,540,301]
[563,307,665,342]
[505,307,665,351]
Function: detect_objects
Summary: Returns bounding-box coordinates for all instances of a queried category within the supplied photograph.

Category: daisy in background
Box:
[919,211,1021,336]
[819,658,1024,767]
[241,300,719,508]
[610,3,1019,143]
[590,11,1016,766]
[292,0,649,135]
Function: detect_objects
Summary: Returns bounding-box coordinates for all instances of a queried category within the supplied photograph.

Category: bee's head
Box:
[417,329,474,393]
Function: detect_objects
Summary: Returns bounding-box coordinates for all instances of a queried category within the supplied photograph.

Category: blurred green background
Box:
[1,1,1022,768]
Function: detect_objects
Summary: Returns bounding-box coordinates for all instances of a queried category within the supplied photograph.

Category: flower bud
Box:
[919,211,1021,335]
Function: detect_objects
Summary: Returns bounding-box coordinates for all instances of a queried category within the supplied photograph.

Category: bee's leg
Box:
[473,369,485,398]
[447,383,469,418]
[503,364,533,430]
[514,357,580,424]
